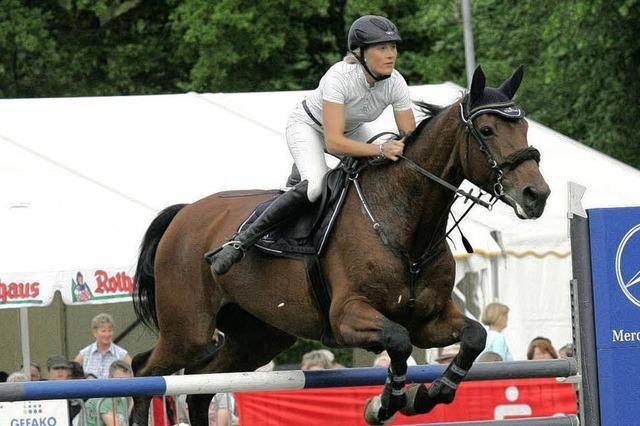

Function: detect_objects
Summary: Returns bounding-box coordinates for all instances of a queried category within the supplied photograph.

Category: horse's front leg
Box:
[402,302,487,416]
[332,298,413,425]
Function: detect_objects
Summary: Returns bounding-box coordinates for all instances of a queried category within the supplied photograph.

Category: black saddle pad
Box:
[238,166,352,257]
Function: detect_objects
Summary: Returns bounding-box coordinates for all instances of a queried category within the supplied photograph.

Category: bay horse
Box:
[130,65,549,425]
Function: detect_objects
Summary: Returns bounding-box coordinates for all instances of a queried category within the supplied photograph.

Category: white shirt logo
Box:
[615,224,640,308]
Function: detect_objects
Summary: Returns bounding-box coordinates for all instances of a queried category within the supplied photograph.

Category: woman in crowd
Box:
[480,302,514,361]
[527,336,558,360]
[74,313,132,379]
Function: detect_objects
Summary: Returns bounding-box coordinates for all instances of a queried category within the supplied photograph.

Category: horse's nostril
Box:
[523,186,539,205]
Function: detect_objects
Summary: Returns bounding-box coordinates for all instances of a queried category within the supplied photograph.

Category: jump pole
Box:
[427,416,579,426]
[0,359,576,402]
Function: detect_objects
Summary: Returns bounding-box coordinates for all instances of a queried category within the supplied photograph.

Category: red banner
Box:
[236,378,576,425]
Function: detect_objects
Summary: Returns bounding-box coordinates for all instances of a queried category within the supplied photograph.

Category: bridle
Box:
[346,100,541,308]
[459,100,540,199]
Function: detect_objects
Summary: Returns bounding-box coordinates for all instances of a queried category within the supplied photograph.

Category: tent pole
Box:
[489,230,505,301]
[19,307,31,381]
[461,0,477,89]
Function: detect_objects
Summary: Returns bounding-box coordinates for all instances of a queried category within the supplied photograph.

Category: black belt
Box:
[302,99,323,127]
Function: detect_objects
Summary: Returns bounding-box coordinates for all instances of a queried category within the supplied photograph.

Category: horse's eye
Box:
[480,126,494,137]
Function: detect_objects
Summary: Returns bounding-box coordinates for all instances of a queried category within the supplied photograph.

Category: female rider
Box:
[211,15,416,274]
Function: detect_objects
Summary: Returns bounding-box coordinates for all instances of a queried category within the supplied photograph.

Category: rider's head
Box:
[347,15,401,82]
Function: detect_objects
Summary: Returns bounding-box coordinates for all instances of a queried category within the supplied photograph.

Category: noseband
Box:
[459,101,540,198]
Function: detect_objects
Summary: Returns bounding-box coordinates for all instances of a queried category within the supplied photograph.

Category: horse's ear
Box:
[469,65,486,106]
[499,65,524,99]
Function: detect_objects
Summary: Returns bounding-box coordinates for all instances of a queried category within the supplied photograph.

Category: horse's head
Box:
[459,65,550,219]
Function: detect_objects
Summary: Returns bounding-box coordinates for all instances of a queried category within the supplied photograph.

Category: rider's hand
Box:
[381,138,405,161]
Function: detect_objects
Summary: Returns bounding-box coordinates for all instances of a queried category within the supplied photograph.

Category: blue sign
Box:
[589,207,640,425]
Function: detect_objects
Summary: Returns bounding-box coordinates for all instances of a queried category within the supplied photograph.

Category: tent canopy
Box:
[2,84,639,358]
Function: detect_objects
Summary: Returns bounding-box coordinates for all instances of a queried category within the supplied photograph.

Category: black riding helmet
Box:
[347,15,402,81]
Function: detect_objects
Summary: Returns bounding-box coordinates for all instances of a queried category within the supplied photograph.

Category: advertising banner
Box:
[236,378,576,425]
[0,399,68,426]
[0,267,134,309]
[589,207,640,425]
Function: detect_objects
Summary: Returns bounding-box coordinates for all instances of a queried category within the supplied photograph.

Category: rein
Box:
[346,102,541,308]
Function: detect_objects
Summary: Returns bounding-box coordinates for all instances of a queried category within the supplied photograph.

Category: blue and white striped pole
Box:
[0,359,577,402]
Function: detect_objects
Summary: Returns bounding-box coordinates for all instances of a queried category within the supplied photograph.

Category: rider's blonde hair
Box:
[343,49,361,64]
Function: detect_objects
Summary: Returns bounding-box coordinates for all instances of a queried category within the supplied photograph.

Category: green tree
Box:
[1,0,185,97]
[471,0,640,167]
[535,1,640,167]
[0,1,61,97]
[170,0,341,92]
[48,0,186,96]
[1,0,638,166]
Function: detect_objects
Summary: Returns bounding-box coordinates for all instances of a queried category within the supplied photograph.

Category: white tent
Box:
[2,84,639,360]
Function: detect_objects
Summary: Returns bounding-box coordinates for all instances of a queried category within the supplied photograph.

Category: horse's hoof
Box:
[399,383,424,416]
[364,396,396,425]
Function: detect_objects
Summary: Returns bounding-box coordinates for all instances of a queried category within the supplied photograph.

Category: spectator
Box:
[317,349,346,369]
[47,355,72,380]
[74,313,132,379]
[7,371,28,382]
[527,336,558,360]
[20,362,41,381]
[480,302,514,361]
[83,360,133,426]
[208,392,239,426]
[207,360,273,425]
[69,361,85,379]
[300,349,335,370]
[67,361,86,424]
[477,351,503,362]
[435,344,460,365]
[46,356,81,425]
[373,351,417,368]
[559,343,574,358]
[0,371,8,382]
[86,373,98,379]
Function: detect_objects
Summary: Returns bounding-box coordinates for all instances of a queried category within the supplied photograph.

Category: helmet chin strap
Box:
[351,50,392,82]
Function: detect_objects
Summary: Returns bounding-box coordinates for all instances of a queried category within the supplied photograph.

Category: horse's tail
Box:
[133,203,187,331]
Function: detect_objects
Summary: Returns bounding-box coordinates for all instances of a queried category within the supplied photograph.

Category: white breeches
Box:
[286,105,376,202]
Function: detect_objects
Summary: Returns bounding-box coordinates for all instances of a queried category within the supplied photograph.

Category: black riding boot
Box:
[210,181,311,275]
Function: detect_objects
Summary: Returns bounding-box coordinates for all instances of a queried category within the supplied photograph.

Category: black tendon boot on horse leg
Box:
[364,319,413,425]
[401,319,486,416]
[210,181,311,275]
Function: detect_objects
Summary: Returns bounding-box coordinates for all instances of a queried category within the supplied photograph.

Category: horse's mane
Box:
[404,100,452,146]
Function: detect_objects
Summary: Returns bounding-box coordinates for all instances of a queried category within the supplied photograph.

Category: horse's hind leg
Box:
[130,332,215,426]
[331,299,413,425]
[130,307,216,426]
[183,304,297,426]
[402,301,486,416]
